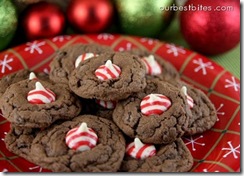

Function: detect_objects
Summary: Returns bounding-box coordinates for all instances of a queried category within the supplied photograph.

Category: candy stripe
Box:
[75,53,97,68]
[141,55,162,75]
[66,136,97,148]
[136,145,150,159]
[187,95,194,108]
[28,91,55,104]
[28,98,45,104]
[95,65,120,80]
[66,128,97,138]
[140,100,171,107]
[66,132,98,144]
[95,71,111,80]
[46,89,56,97]
[142,109,167,116]
[81,53,89,61]
[28,89,55,100]
[104,66,117,78]
[27,94,54,104]
[66,128,77,136]
[72,141,95,150]
[136,144,156,159]
[181,86,194,108]
[126,138,156,159]
[126,143,135,156]
[95,60,121,81]
[142,94,167,101]
[27,82,56,104]
[140,94,171,116]
[114,65,121,73]
[65,123,98,152]
[141,104,170,113]
[96,65,115,79]
[107,64,121,78]
[66,132,98,143]
[142,58,153,75]
[96,99,116,109]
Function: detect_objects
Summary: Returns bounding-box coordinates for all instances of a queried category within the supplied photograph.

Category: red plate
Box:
[0,34,240,172]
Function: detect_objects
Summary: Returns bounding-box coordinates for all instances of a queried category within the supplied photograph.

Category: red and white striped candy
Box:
[96,99,116,109]
[126,138,156,159]
[140,94,171,116]
[75,53,98,68]
[181,86,194,108]
[29,72,38,80]
[95,60,121,81]
[141,55,162,75]
[27,82,56,104]
[65,123,98,151]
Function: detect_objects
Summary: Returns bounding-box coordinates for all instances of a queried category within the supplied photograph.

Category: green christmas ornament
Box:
[115,0,174,37]
[0,0,18,51]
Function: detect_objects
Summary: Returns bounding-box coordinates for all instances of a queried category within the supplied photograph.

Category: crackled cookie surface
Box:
[30,115,125,172]
[0,79,82,128]
[166,80,217,135]
[4,125,40,161]
[113,79,191,144]
[69,52,147,101]
[49,43,113,84]
[120,138,193,172]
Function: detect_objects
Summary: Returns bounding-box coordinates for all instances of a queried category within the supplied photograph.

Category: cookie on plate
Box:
[0,69,49,97]
[112,79,191,144]
[0,77,82,128]
[125,49,180,81]
[120,138,193,172]
[49,43,113,84]
[166,80,217,135]
[30,115,125,172]
[69,52,147,101]
[4,125,40,161]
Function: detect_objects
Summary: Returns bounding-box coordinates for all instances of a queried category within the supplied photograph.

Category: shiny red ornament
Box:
[67,0,113,33]
[22,1,66,40]
[180,0,240,55]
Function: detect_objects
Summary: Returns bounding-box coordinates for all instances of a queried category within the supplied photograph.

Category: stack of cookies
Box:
[0,43,217,172]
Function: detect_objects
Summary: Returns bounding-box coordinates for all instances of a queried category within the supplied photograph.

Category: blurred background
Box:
[0,0,240,78]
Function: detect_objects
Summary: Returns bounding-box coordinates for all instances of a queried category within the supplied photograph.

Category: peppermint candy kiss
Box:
[65,123,98,151]
[96,99,116,109]
[27,82,56,104]
[75,53,98,68]
[141,55,162,75]
[140,94,171,116]
[95,60,121,81]
[181,86,194,108]
[126,138,156,159]
[29,72,37,80]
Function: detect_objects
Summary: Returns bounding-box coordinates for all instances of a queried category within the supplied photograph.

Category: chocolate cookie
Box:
[49,43,113,84]
[112,79,191,144]
[125,49,180,81]
[69,52,147,101]
[120,138,193,172]
[0,69,49,97]
[0,79,82,128]
[30,115,125,172]
[166,80,217,135]
[4,125,40,161]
